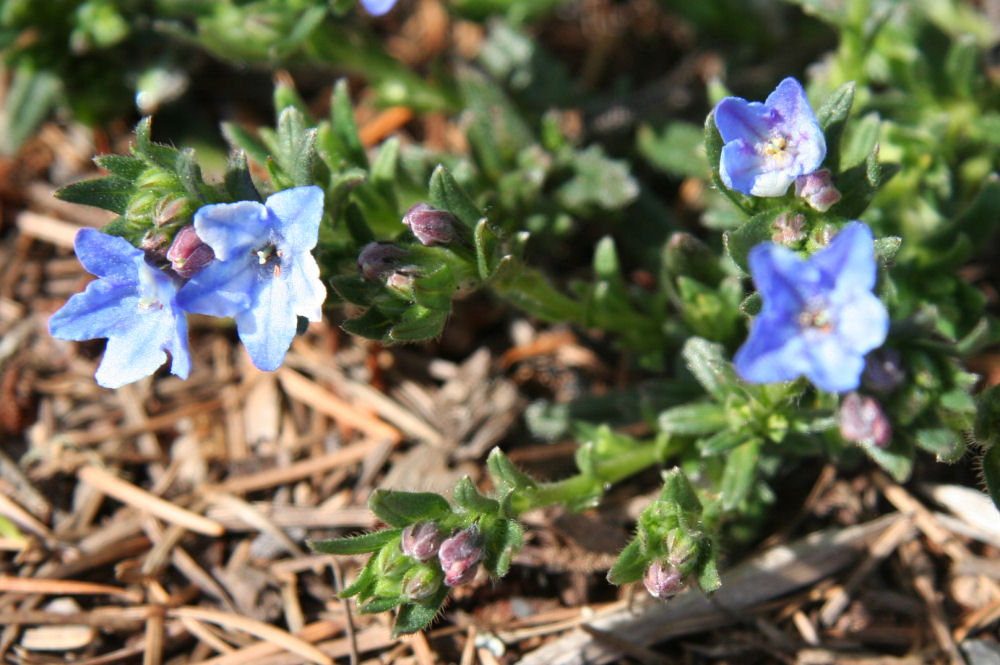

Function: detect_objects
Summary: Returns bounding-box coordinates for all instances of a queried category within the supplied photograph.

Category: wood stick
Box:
[78,465,225,537]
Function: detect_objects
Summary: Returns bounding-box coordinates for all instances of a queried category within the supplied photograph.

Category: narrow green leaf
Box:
[309,529,400,555]
[681,337,744,402]
[658,403,728,436]
[94,154,146,181]
[428,165,481,230]
[411,264,456,312]
[815,81,855,171]
[360,595,404,614]
[606,538,647,585]
[392,585,448,636]
[452,476,500,514]
[388,306,448,343]
[330,79,368,169]
[222,122,271,166]
[720,438,761,511]
[224,151,262,202]
[658,467,703,516]
[368,489,451,527]
[724,208,787,273]
[55,176,134,215]
[342,307,394,342]
[486,448,537,492]
[482,517,523,578]
[338,554,380,599]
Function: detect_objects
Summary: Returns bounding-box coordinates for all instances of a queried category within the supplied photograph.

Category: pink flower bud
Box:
[771,212,806,245]
[357,242,405,281]
[643,560,683,599]
[166,225,215,279]
[402,202,460,246]
[795,169,842,212]
[839,392,891,448]
[437,524,484,587]
[401,522,444,562]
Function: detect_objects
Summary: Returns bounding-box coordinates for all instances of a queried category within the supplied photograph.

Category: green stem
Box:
[509,437,678,515]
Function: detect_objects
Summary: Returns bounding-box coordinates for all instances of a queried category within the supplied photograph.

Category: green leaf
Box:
[224,151,262,202]
[914,428,964,463]
[388,306,448,342]
[699,428,753,456]
[681,337,745,402]
[474,218,502,280]
[832,147,899,219]
[724,208,787,273]
[369,136,400,205]
[606,538,647,585]
[873,236,902,267]
[309,529,400,555]
[658,403,728,436]
[815,81,855,171]
[983,446,1000,513]
[720,438,761,511]
[360,595,404,614]
[94,154,146,181]
[486,448,537,492]
[556,145,638,213]
[342,307,394,341]
[329,79,368,169]
[658,467,703,516]
[637,121,707,178]
[429,165,481,230]
[840,112,881,170]
[133,117,179,170]
[55,176,134,215]
[453,476,500,514]
[482,517,523,577]
[392,585,448,636]
[857,437,914,483]
[222,122,271,166]
[975,384,1000,450]
[338,555,380,599]
[331,275,383,306]
[694,544,721,593]
[411,264,457,312]
[368,489,452,527]
[1,66,61,155]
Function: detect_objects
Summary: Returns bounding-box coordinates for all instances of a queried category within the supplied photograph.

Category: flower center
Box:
[798,300,834,334]
[138,296,163,311]
[254,243,284,278]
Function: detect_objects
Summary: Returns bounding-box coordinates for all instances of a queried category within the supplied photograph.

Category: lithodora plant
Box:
[51,63,999,633]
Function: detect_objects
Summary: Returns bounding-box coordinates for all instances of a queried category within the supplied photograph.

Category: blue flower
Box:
[361,0,396,15]
[714,77,826,197]
[49,229,190,388]
[734,222,889,393]
[177,186,326,372]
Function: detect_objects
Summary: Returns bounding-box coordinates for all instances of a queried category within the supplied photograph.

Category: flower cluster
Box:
[733,222,889,393]
[360,0,396,16]
[50,186,326,388]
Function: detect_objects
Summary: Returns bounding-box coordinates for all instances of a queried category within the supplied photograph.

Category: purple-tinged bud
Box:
[402,202,461,247]
[385,272,415,298]
[795,169,841,212]
[358,242,405,281]
[839,392,892,448]
[643,560,683,599]
[153,195,192,228]
[401,563,444,601]
[401,522,444,562]
[166,225,215,279]
[771,212,806,245]
[862,348,906,394]
[140,230,170,253]
[437,524,484,587]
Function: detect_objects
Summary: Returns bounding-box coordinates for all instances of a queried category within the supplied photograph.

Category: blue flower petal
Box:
[234,275,297,371]
[288,254,326,321]
[96,320,172,388]
[265,186,324,252]
[802,336,865,393]
[714,99,773,145]
[835,291,890,353]
[194,201,269,260]
[49,278,139,341]
[747,242,815,310]
[734,311,811,383]
[177,257,256,317]
[811,222,877,293]
[71,229,142,280]
[360,0,396,15]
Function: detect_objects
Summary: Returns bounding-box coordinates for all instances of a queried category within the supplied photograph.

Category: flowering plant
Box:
[45,0,1000,645]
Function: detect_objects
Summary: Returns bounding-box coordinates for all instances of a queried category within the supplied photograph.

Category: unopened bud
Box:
[401,522,444,562]
[665,530,699,568]
[402,202,461,247]
[401,563,444,601]
[358,242,405,281]
[140,230,170,253]
[839,392,891,448]
[437,524,484,587]
[376,541,412,580]
[771,212,806,245]
[795,169,841,212]
[166,225,215,278]
[643,560,683,599]
[862,348,905,394]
